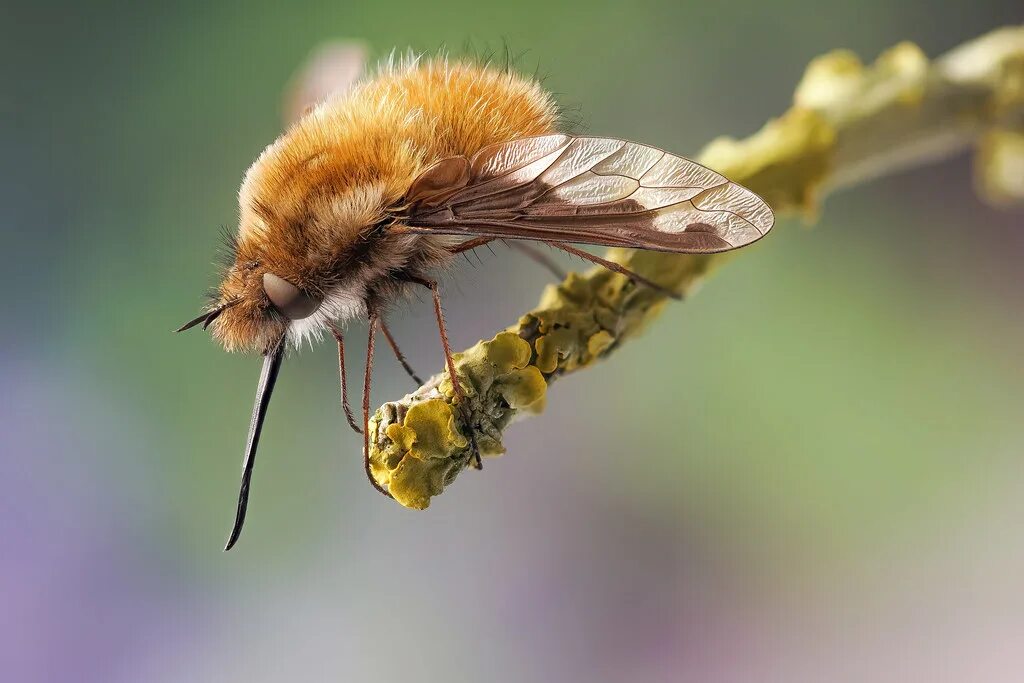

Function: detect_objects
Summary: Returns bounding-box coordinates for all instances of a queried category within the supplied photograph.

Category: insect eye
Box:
[262,273,321,320]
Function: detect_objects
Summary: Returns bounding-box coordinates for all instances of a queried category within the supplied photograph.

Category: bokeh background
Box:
[3,1,1023,681]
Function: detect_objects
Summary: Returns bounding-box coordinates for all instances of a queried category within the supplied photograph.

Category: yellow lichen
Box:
[876,42,929,106]
[586,330,615,358]
[376,399,468,509]
[793,49,865,112]
[534,328,578,374]
[992,53,1024,116]
[370,331,553,507]
[794,42,928,120]
[495,366,547,410]
[975,128,1024,204]
[698,107,835,216]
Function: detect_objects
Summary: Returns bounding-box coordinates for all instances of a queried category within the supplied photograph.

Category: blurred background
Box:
[2,1,1023,681]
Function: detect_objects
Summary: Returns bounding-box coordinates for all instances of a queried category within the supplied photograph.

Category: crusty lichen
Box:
[370,399,467,509]
[975,128,1024,203]
[369,332,546,508]
[369,26,1024,509]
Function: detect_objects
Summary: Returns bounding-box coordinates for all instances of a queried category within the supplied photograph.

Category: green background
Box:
[3,1,1023,680]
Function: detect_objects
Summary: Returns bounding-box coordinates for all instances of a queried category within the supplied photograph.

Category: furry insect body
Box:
[213,59,558,353]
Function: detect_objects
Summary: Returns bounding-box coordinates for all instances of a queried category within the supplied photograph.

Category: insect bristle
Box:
[217,225,239,261]
[553,101,587,134]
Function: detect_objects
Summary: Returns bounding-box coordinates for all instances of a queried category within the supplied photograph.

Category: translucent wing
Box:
[404,134,774,254]
[283,41,367,126]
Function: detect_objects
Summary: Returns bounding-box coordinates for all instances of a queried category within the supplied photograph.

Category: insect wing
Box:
[406,135,774,254]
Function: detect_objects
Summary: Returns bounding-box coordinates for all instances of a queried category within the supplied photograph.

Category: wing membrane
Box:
[405,135,774,254]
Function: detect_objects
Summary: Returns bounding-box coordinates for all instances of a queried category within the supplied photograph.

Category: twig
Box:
[367,26,1024,510]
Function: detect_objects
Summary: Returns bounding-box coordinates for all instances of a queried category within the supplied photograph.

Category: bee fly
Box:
[178,55,774,549]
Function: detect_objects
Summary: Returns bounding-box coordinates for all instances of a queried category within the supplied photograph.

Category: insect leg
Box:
[328,324,362,434]
[506,241,567,280]
[380,320,424,385]
[450,237,565,280]
[401,275,483,470]
[448,236,496,254]
[544,241,682,300]
[362,310,393,499]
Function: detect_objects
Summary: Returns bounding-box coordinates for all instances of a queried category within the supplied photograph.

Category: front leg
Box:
[360,309,393,498]
[329,324,362,435]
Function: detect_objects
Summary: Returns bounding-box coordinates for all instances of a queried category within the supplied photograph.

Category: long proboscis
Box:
[223,335,286,551]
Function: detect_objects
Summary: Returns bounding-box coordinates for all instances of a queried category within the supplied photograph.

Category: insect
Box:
[178,53,774,550]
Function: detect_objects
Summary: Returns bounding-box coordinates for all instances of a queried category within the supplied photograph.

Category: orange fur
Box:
[210,57,558,352]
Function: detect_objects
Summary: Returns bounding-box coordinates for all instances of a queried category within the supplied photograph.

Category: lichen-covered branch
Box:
[369,26,1024,510]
